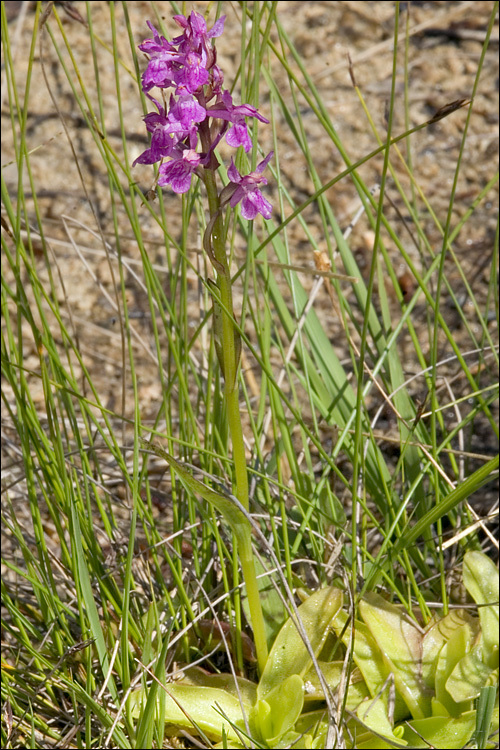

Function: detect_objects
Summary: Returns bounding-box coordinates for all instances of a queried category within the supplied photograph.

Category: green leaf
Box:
[134,625,172,749]
[434,623,474,717]
[141,441,270,674]
[390,457,499,557]
[129,682,249,745]
[254,674,304,743]
[296,472,346,530]
[401,711,478,749]
[142,441,253,560]
[422,609,479,688]
[447,643,497,702]
[258,587,342,700]
[463,551,499,670]
[359,593,431,719]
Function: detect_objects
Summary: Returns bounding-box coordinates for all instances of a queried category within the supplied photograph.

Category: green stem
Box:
[239,544,270,677]
[202,164,268,673]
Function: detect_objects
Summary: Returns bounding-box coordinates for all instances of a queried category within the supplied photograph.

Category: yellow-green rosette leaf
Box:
[434,622,474,717]
[401,711,478,749]
[446,644,498,702]
[254,674,304,744]
[258,587,342,700]
[463,551,499,670]
[359,593,431,719]
[129,683,248,744]
[422,609,479,688]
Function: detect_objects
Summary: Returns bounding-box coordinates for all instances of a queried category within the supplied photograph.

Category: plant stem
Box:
[203,165,268,673]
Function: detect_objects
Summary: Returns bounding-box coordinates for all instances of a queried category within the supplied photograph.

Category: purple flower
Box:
[225,152,274,220]
[172,50,209,95]
[132,106,175,166]
[133,94,206,166]
[172,11,226,55]
[165,95,206,147]
[170,12,225,94]
[225,123,253,153]
[139,22,180,91]
[207,91,269,152]
[157,148,202,193]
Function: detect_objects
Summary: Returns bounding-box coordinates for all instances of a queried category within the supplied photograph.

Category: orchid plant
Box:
[131,11,499,749]
[134,10,272,676]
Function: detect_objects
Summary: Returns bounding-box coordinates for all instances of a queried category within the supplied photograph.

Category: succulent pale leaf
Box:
[401,711,477,749]
[129,683,248,743]
[359,593,430,719]
[463,551,499,670]
[446,642,497,702]
[180,667,257,706]
[434,623,474,717]
[422,609,479,688]
[303,661,369,708]
[257,587,342,700]
[331,610,390,700]
[356,698,407,747]
[253,674,304,743]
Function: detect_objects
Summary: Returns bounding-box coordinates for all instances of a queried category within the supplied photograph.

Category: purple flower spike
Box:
[157,148,201,193]
[226,152,274,220]
[133,15,272,219]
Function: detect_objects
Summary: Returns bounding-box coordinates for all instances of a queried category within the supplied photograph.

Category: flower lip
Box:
[157,148,202,193]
